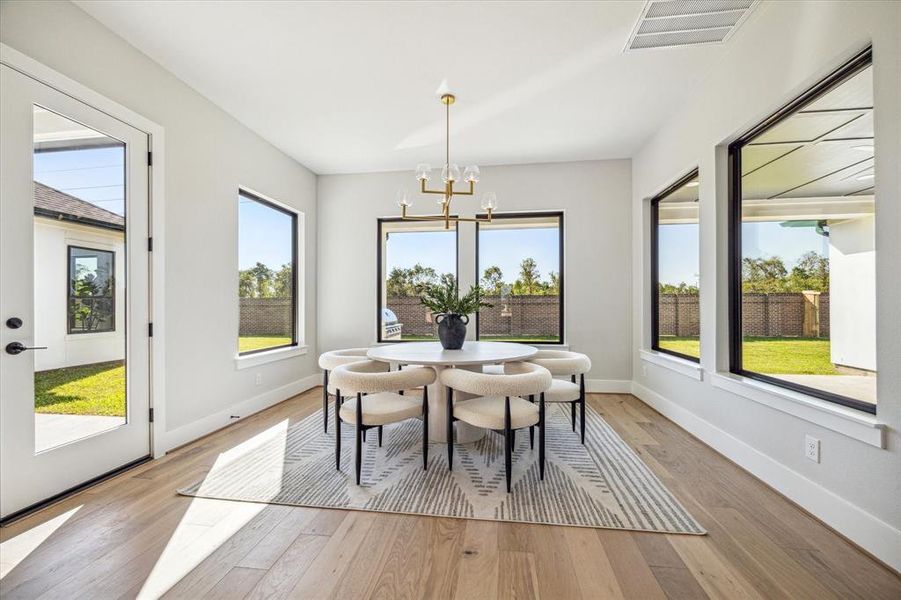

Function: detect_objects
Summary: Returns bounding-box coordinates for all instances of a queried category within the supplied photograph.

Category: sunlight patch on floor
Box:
[0,505,81,579]
[135,420,289,598]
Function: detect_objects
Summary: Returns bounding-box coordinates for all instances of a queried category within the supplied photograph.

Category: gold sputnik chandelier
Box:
[397,84,497,229]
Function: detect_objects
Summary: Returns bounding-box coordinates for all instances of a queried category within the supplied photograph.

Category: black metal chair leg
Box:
[504,396,512,493]
[323,370,329,433]
[378,425,383,447]
[335,388,342,470]
[571,375,578,431]
[355,392,363,485]
[529,394,534,449]
[422,385,429,470]
[446,387,454,470]
[363,428,367,442]
[539,392,546,481]
[580,373,586,445]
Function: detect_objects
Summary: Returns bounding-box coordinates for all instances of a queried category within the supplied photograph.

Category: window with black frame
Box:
[729,48,876,413]
[377,218,458,342]
[238,190,298,355]
[68,246,115,334]
[651,171,700,361]
[476,212,563,343]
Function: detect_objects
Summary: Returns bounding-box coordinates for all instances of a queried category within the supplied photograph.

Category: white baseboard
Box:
[631,382,901,573]
[586,379,632,393]
[163,373,320,452]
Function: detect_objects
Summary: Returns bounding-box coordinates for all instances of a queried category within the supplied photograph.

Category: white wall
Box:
[1,0,320,447]
[318,160,633,388]
[33,219,125,371]
[829,216,876,371]
[631,1,900,570]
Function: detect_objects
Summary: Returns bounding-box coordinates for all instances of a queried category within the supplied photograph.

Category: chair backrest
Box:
[527,350,591,376]
[329,360,435,394]
[440,362,551,398]
[319,348,374,370]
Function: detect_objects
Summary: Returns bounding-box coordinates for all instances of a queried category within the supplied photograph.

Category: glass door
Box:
[0,64,151,520]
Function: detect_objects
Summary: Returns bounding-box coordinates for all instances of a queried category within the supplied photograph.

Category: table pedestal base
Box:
[427,365,485,444]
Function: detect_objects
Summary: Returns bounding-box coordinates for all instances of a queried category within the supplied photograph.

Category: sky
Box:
[238,195,293,269]
[33,146,125,216]
[33,147,827,284]
[385,226,560,286]
[657,221,830,287]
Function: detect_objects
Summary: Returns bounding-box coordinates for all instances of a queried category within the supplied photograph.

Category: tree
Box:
[547,271,560,296]
[273,263,294,298]
[247,262,275,297]
[788,251,829,292]
[385,263,449,297]
[515,258,541,295]
[481,266,504,295]
[238,270,255,298]
[659,282,699,295]
[742,256,788,293]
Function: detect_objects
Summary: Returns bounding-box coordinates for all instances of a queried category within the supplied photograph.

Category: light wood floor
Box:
[1,390,898,599]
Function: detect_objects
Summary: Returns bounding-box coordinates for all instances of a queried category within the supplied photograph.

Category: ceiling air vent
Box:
[625,0,760,51]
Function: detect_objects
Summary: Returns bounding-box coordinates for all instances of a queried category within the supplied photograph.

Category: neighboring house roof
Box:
[33,181,125,231]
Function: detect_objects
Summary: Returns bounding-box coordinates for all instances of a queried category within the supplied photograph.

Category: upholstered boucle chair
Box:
[318,348,388,433]
[440,362,552,493]
[526,350,591,443]
[329,360,435,485]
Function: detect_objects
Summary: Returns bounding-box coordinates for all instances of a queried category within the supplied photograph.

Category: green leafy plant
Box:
[420,278,492,316]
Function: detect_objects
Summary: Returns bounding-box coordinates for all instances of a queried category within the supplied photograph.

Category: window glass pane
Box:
[68,247,115,333]
[379,220,457,341]
[655,173,700,359]
[738,63,876,409]
[238,191,296,354]
[33,106,126,451]
[477,214,562,343]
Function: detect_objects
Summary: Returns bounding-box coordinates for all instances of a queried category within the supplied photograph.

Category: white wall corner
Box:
[163,372,320,453]
[630,381,901,573]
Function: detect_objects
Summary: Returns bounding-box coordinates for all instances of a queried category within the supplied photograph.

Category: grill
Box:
[382,308,403,340]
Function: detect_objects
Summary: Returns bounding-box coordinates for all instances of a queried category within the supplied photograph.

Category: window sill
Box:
[66,331,118,340]
[640,349,703,380]
[711,372,884,448]
[234,344,308,370]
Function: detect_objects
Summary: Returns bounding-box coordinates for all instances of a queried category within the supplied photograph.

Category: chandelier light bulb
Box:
[463,165,480,183]
[441,163,461,183]
[396,189,412,208]
[415,163,432,181]
[481,192,498,211]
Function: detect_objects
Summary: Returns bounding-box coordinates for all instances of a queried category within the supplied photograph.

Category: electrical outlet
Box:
[805,435,820,463]
[255,373,262,386]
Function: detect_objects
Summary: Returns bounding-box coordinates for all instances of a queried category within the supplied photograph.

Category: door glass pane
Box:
[33,106,126,452]
[379,220,457,341]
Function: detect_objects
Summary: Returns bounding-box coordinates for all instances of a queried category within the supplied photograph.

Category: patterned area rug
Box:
[179,403,705,534]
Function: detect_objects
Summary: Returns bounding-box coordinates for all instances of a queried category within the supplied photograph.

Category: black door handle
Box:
[5,342,48,355]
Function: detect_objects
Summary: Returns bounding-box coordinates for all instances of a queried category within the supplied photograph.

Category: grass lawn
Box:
[239,335,292,352]
[398,334,560,343]
[659,336,838,375]
[481,335,560,343]
[35,360,125,417]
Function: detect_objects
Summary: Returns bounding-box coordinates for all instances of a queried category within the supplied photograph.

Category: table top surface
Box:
[367,341,537,366]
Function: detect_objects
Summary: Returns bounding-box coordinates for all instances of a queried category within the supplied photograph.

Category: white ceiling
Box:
[74,1,744,175]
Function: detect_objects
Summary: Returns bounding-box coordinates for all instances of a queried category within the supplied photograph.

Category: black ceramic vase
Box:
[436,313,468,349]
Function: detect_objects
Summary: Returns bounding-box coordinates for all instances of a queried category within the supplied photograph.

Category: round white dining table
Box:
[367,341,537,443]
